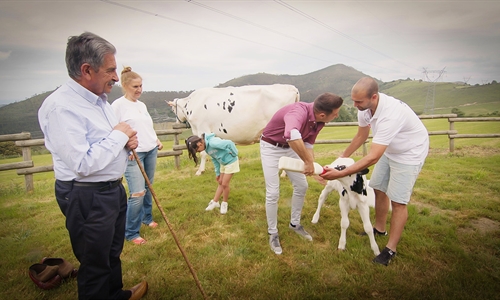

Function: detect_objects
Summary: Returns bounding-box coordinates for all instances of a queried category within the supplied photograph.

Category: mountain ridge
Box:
[1,64,498,138]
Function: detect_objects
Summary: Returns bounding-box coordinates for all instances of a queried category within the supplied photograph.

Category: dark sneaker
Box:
[360,227,388,236]
[269,234,282,255]
[373,247,396,266]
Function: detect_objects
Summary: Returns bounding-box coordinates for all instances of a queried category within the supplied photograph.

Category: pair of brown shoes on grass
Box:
[28,257,78,290]
[28,257,148,299]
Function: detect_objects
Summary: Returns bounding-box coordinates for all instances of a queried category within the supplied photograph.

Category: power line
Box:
[100,0,338,65]
[101,0,403,73]
[273,0,420,72]
[184,0,400,72]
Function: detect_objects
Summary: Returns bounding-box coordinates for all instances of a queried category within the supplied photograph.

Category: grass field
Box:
[1,121,499,299]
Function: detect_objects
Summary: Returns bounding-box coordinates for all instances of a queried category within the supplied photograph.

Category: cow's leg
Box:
[196,151,207,176]
[358,203,380,255]
[338,197,350,251]
[311,181,335,224]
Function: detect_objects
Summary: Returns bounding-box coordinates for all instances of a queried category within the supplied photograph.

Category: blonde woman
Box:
[111,67,163,245]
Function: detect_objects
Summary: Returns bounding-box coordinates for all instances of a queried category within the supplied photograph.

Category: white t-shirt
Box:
[111,96,158,152]
[358,93,429,165]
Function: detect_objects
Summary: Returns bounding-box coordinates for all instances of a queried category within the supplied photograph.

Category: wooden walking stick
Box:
[132,150,208,300]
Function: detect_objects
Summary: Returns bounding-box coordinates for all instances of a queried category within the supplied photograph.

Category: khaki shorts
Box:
[369,154,424,205]
[220,159,240,174]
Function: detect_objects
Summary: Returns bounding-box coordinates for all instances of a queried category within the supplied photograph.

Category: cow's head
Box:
[166,98,188,123]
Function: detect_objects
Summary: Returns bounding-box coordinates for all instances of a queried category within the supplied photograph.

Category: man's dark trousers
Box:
[55,180,128,299]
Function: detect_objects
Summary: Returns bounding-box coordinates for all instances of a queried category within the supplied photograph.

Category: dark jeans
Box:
[55,180,129,300]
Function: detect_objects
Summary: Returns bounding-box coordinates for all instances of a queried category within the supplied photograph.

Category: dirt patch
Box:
[412,201,499,234]
[469,217,500,234]
[411,200,457,216]
[457,218,500,236]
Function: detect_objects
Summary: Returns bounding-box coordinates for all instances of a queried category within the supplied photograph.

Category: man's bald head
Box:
[352,77,379,99]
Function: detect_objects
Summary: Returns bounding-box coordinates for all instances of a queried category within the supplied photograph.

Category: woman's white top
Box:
[111,96,158,152]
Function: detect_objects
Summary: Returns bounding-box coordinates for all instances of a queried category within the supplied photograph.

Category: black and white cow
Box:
[168,84,300,175]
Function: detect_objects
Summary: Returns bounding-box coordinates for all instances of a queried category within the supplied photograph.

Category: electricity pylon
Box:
[423,67,446,115]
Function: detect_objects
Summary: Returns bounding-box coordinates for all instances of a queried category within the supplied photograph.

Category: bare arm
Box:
[288,139,316,175]
[157,139,164,150]
[341,126,370,158]
[321,142,387,180]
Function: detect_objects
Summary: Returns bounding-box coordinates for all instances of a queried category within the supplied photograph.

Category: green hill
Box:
[0,88,192,138]
[1,64,499,138]
[0,91,53,138]
[379,79,500,116]
[217,64,380,103]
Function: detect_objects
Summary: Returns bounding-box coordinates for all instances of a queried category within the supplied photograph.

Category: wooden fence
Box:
[1,114,499,192]
[447,117,500,152]
[1,126,185,192]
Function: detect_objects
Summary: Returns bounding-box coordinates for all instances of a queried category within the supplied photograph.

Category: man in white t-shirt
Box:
[321,77,429,266]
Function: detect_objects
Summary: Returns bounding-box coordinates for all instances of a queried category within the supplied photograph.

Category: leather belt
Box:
[58,178,123,191]
[261,136,290,148]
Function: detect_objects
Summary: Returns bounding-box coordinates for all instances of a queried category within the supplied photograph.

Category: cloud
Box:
[0,0,499,104]
[0,50,11,60]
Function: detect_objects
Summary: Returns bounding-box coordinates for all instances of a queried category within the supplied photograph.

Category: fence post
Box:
[449,117,455,152]
[20,133,34,192]
[174,132,180,169]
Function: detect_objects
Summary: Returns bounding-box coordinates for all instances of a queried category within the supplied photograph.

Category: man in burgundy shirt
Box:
[260,92,343,255]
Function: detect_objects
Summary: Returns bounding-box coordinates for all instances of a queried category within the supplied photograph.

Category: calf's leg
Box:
[358,202,380,255]
[337,197,350,251]
[311,182,336,224]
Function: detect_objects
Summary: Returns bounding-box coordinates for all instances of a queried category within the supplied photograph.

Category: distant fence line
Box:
[1,114,500,192]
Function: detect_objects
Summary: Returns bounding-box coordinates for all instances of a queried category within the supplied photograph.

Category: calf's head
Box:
[330,157,369,196]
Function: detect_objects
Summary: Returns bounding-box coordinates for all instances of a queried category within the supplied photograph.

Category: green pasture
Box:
[0,120,499,299]
[432,101,500,116]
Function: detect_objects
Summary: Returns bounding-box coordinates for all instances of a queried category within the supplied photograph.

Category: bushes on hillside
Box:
[451,108,465,117]
[0,141,22,157]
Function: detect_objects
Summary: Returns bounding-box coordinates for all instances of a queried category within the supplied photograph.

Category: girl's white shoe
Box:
[220,202,228,214]
[205,199,220,211]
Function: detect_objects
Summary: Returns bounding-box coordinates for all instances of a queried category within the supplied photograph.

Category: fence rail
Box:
[1,114,499,192]
[2,128,185,192]
[447,117,500,151]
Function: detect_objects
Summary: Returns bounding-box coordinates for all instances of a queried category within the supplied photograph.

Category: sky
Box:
[0,0,499,105]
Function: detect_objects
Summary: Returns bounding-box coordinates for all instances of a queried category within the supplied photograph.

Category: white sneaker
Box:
[205,200,220,211]
[269,234,282,255]
[220,202,228,214]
